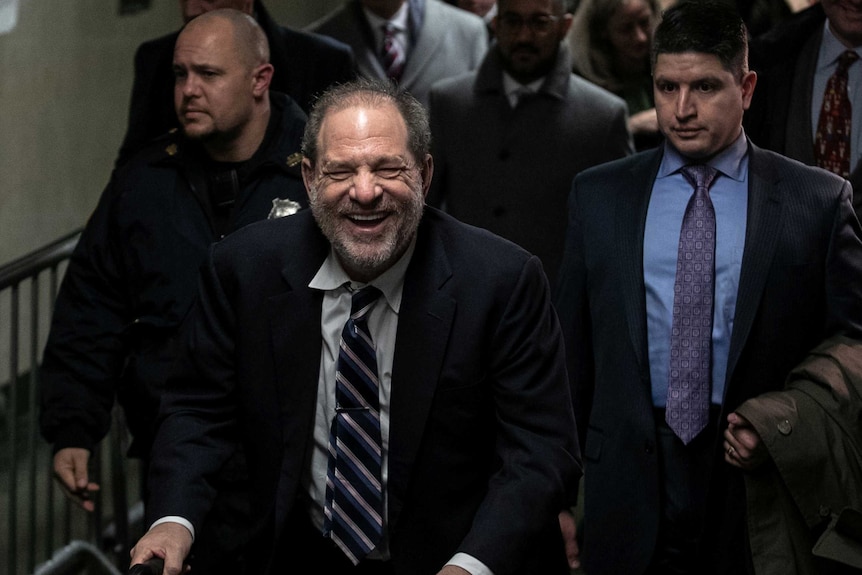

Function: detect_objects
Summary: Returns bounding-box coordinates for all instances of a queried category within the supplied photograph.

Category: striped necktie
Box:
[381,23,404,81]
[323,286,384,564]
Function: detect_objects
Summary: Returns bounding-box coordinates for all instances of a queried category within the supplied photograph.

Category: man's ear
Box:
[252,63,274,97]
[420,153,434,199]
[740,70,757,111]
[301,157,316,197]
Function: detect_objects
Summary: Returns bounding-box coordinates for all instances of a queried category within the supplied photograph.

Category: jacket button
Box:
[819,505,831,518]
[777,419,792,435]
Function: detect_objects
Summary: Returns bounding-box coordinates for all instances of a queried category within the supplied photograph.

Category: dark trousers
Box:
[647,408,719,575]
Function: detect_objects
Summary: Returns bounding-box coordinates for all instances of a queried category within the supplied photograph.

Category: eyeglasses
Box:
[496,13,560,35]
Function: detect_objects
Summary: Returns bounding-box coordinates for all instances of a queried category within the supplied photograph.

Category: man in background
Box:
[116,0,355,166]
[745,0,862,219]
[428,0,631,286]
[307,0,488,107]
[40,12,308,572]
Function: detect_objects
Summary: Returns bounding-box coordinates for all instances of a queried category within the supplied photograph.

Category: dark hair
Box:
[302,78,431,165]
[652,0,748,79]
[498,0,569,14]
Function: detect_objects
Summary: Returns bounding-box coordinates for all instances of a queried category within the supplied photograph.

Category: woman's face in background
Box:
[606,0,655,74]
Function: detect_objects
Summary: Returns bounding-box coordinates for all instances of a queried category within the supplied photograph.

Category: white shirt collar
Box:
[308,234,417,313]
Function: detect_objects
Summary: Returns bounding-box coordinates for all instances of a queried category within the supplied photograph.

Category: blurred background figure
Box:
[745,0,862,220]
[567,0,662,150]
[455,0,498,37]
[428,0,632,287]
[307,0,488,108]
[116,0,355,167]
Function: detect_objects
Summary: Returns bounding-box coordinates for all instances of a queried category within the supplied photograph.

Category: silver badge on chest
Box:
[268,198,301,219]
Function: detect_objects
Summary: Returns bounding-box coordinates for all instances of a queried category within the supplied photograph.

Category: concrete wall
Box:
[0,0,342,267]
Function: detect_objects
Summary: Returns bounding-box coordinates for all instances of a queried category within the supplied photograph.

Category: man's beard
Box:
[308,185,425,280]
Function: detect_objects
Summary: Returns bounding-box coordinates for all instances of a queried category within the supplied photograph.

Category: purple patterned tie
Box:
[324,286,384,564]
[666,165,718,445]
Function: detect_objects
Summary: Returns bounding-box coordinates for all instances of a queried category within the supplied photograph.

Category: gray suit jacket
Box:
[307,0,488,107]
[554,141,862,574]
[427,44,632,285]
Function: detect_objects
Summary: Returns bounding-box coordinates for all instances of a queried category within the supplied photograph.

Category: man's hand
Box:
[130,522,193,575]
[724,412,770,471]
[559,508,581,570]
[53,448,100,512]
[437,566,470,575]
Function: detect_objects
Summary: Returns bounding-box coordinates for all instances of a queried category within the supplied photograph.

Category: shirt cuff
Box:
[447,552,493,575]
[150,516,195,542]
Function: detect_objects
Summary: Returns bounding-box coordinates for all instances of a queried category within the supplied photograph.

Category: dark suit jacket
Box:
[744,3,862,220]
[116,0,356,166]
[553,141,862,574]
[146,207,581,575]
[428,43,632,286]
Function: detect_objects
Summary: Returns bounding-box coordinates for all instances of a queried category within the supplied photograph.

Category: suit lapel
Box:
[400,0,440,86]
[268,228,329,529]
[386,217,455,529]
[618,150,662,378]
[726,144,784,389]
[784,28,821,164]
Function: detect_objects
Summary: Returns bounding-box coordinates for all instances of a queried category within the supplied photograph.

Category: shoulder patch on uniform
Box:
[286,152,303,167]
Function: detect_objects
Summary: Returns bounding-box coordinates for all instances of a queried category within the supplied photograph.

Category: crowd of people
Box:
[37,0,862,574]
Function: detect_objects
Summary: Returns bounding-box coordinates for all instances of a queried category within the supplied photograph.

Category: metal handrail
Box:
[32,541,122,575]
[0,229,82,291]
[0,227,141,575]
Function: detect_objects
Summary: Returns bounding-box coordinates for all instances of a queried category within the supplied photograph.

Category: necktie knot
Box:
[351,286,381,320]
[680,164,718,193]
[837,50,859,75]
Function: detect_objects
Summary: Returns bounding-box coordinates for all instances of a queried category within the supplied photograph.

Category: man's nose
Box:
[676,88,695,118]
[349,171,383,204]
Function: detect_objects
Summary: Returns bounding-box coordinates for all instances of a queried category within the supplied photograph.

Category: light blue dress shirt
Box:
[644,132,749,407]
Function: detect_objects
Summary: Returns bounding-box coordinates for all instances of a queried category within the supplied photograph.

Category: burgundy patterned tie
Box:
[814,50,859,178]
[324,286,384,564]
[381,23,404,81]
[666,165,718,445]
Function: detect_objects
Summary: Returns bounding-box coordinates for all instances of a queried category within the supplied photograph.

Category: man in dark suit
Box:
[129,78,581,575]
[427,0,632,287]
[554,1,862,573]
[116,0,356,166]
[744,0,862,220]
